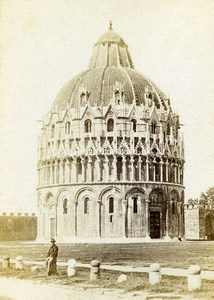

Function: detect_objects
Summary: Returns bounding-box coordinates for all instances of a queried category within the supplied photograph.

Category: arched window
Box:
[172,202,176,214]
[107,118,114,132]
[63,199,68,214]
[131,119,137,132]
[109,197,114,213]
[65,122,71,135]
[151,122,156,134]
[133,196,138,213]
[51,125,55,138]
[84,197,89,214]
[85,120,92,133]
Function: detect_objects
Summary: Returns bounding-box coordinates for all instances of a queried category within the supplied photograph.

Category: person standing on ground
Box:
[46,238,58,276]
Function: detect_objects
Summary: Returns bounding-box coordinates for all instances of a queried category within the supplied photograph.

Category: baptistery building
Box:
[36,23,185,242]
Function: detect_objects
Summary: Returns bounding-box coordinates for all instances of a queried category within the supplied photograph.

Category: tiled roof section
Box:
[52,66,167,111]
[52,71,88,112]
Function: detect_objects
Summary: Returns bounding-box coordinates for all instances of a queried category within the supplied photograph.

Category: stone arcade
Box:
[36,24,185,242]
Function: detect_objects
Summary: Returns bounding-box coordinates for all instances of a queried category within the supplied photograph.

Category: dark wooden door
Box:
[150,211,160,238]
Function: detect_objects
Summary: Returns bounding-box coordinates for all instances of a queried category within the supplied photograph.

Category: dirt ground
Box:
[0,241,214,299]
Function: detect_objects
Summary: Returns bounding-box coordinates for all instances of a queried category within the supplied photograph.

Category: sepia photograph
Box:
[0,0,214,299]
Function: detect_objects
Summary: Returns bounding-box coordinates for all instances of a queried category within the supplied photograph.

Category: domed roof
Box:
[96,21,125,45]
[51,24,168,112]
[96,30,124,44]
[53,67,166,111]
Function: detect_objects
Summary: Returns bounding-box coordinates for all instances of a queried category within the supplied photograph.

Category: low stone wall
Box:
[0,213,37,241]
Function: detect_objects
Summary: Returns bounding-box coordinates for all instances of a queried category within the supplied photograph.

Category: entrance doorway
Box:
[150,211,160,238]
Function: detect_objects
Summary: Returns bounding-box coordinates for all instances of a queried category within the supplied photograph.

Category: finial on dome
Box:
[109,20,113,30]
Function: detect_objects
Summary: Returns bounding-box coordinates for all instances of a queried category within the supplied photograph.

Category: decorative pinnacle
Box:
[109,20,113,30]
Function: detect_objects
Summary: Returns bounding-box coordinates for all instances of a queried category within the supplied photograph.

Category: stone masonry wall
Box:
[184,208,199,240]
[0,213,37,241]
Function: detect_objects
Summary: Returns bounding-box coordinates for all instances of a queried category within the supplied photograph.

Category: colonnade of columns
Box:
[38,155,184,187]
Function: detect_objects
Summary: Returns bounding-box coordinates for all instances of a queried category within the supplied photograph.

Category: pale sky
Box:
[0,0,214,213]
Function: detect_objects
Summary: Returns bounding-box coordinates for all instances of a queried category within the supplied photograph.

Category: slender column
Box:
[146,123,150,153]
[103,156,109,181]
[145,199,150,238]
[166,160,169,182]
[40,165,44,186]
[146,157,149,181]
[177,164,181,184]
[54,162,58,184]
[153,163,156,182]
[166,207,169,236]
[59,160,63,184]
[73,200,77,237]
[131,137,134,153]
[81,157,85,182]
[174,164,177,183]
[112,155,117,181]
[45,164,48,185]
[122,199,127,238]
[160,160,163,182]
[138,156,142,181]
[95,157,100,182]
[87,157,92,182]
[37,166,41,187]
[65,160,71,183]
[97,200,101,237]
[122,156,126,181]
[181,164,184,184]
[50,163,53,185]
[72,158,77,183]
[130,156,134,181]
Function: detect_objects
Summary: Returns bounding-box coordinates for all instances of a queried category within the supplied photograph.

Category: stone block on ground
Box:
[117,274,128,283]
[67,259,77,277]
[2,255,10,269]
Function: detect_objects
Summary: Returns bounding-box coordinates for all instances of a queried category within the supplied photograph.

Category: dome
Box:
[52,67,167,112]
[52,23,168,113]
[96,30,125,44]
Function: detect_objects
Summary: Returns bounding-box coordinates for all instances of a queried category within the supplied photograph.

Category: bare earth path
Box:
[0,276,196,300]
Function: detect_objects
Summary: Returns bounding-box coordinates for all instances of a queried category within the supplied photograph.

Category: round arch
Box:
[56,188,72,206]
[75,187,97,203]
[43,191,55,206]
[125,187,145,200]
[99,186,122,202]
